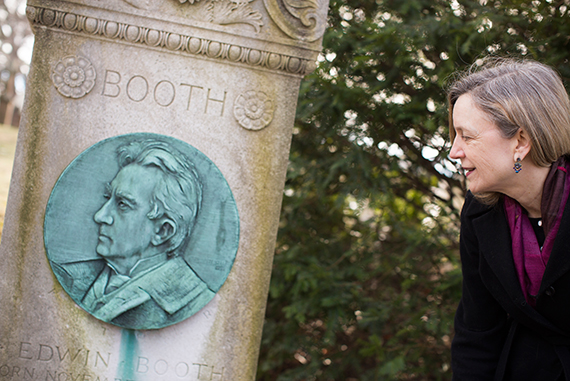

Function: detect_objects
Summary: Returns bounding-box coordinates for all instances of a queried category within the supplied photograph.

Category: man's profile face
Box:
[93,164,162,265]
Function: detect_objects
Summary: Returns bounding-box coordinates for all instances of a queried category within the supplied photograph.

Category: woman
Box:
[449,58,570,380]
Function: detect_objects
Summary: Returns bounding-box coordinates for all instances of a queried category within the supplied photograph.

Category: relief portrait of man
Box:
[45,134,239,330]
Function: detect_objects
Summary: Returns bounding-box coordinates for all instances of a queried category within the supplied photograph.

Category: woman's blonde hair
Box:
[448,57,570,204]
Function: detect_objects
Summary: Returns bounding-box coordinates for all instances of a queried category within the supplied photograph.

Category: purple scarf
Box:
[504,156,570,307]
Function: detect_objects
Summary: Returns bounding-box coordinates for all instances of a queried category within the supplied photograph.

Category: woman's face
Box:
[449,93,519,195]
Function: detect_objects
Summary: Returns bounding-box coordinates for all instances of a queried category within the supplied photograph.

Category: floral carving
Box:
[234,91,275,130]
[51,56,96,99]
[263,0,327,42]
[284,0,319,27]
[181,0,263,33]
[122,0,263,31]
[213,1,263,32]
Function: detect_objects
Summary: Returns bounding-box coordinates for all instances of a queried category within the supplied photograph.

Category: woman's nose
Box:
[449,137,464,160]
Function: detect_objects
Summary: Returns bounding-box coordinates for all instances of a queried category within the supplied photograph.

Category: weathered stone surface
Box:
[0,0,328,379]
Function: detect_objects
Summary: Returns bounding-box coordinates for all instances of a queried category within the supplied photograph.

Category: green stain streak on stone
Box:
[7,29,52,324]
[200,137,289,378]
[118,329,139,381]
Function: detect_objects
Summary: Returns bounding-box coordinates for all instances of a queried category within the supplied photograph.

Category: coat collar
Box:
[468,201,524,303]
[468,200,553,334]
[89,256,212,320]
[467,194,570,295]
[540,198,570,294]
[467,193,570,333]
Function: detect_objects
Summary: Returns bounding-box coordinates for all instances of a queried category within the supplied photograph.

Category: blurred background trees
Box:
[0,0,32,127]
[257,0,570,380]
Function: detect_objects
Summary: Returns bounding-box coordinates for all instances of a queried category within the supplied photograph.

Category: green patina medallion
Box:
[44,133,239,330]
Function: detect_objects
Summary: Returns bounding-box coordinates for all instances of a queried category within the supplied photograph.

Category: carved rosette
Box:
[27,6,313,76]
[263,0,327,42]
[51,56,96,99]
[233,90,275,130]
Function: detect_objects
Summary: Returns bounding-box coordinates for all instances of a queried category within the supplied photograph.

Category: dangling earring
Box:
[513,158,522,173]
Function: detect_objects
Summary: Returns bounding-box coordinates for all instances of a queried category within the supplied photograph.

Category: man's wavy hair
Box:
[448,57,570,205]
[117,139,203,255]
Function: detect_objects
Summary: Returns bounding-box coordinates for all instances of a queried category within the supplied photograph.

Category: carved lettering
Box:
[56,348,82,363]
[38,346,53,362]
[19,343,33,360]
[101,71,121,98]
[126,75,148,102]
[154,80,176,107]
[180,83,204,111]
[192,364,224,381]
[12,343,110,371]
[25,368,35,380]
[174,362,189,378]
[135,357,148,374]
[192,364,208,379]
[153,360,167,376]
[94,354,109,369]
[0,366,34,380]
[0,366,10,377]
[210,366,224,381]
[4,341,226,380]
[45,370,56,381]
[205,89,227,116]
[45,371,95,381]
[0,365,36,379]
[67,372,83,381]
[135,358,200,378]
[102,70,228,116]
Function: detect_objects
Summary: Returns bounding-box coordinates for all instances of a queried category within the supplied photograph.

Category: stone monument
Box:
[0,1,329,380]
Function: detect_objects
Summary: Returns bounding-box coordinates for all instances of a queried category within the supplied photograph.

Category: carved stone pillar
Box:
[0,1,329,379]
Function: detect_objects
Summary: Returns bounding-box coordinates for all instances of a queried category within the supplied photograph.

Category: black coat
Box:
[452,192,570,380]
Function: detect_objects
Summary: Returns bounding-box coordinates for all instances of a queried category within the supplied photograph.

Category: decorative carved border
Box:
[26,6,316,76]
[263,0,327,42]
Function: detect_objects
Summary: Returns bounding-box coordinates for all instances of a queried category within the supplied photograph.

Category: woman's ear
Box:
[514,128,532,161]
[151,218,177,246]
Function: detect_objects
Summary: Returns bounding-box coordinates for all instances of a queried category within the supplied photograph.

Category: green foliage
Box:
[258,0,570,379]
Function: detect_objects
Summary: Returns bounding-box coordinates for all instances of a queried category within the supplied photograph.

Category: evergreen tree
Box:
[258,0,570,379]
